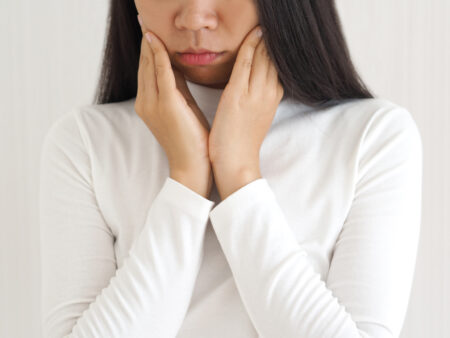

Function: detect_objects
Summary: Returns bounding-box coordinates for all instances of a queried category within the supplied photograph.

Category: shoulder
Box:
[289,97,421,143]
[312,97,421,144]
[339,98,423,176]
[42,97,143,152]
[308,97,416,126]
[335,97,419,130]
[285,96,417,126]
[74,98,139,144]
[343,97,422,150]
[293,97,423,172]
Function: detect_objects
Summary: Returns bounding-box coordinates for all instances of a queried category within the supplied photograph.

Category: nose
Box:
[175,3,218,31]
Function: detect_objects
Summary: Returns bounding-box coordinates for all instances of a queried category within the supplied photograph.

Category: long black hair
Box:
[93,0,374,108]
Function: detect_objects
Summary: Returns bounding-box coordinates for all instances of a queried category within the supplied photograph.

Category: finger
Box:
[140,35,158,97]
[261,41,278,89]
[139,15,191,102]
[172,66,211,132]
[137,36,146,99]
[172,66,192,101]
[137,14,157,98]
[137,14,145,35]
[228,25,263,93]
[173,68,198,109]
[249,38,270,95]
[144,31,177,100]
[267,59,279,87]
[267,61,284,102]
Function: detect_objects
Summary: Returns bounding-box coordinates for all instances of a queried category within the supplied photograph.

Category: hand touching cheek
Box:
[209,26,284,199]
[135,14,213,198]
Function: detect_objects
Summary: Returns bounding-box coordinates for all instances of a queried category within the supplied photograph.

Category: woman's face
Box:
[134,0,259,89]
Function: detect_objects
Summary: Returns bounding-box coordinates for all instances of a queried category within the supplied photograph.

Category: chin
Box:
[182,70,227,87]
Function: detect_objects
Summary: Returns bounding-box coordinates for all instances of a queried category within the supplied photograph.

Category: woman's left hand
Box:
[209,25,284,200]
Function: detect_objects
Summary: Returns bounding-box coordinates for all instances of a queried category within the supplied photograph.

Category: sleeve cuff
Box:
[209,178,271,221]
[157,176,216,219]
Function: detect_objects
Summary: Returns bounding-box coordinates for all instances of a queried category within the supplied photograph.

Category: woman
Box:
[40,0,423,337]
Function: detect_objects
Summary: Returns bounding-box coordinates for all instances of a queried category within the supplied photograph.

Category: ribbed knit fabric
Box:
[39,80,422,337]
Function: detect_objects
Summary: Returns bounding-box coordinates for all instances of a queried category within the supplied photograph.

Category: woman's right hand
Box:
[135,14,213,198]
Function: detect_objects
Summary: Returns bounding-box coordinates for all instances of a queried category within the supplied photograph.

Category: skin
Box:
[134,0,260,89]
[135,0,284,200]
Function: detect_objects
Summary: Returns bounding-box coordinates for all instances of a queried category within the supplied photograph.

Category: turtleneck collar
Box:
[184,79,312,127]
[185,79,224,126]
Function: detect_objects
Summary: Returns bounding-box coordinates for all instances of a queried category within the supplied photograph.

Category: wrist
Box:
[170,165,212,199]
[213,166,261,200]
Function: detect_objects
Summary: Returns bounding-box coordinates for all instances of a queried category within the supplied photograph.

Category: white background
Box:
[0,1,448,337]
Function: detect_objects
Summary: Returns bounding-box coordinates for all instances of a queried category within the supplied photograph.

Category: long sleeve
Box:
[208,108,423,338]
[39,111,215,338]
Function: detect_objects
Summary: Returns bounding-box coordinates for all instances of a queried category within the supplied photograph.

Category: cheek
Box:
[220,0,259,29]
[137,0,173,31]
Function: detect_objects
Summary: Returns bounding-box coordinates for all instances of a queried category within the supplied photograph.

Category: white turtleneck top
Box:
[39,79,423,338]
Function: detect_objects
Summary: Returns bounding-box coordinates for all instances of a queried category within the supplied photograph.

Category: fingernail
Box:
[256,28,262,37]
[145,32,152,44]
[137,14,143,26]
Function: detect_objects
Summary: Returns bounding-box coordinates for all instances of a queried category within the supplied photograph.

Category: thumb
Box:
[173,66,196,104]
[172,66,211,132]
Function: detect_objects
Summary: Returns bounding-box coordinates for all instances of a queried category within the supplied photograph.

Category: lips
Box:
[179,48,221,54]
[178,52,225,65]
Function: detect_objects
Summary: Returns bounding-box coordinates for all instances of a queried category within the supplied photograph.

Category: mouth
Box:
[177,52,226,66]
